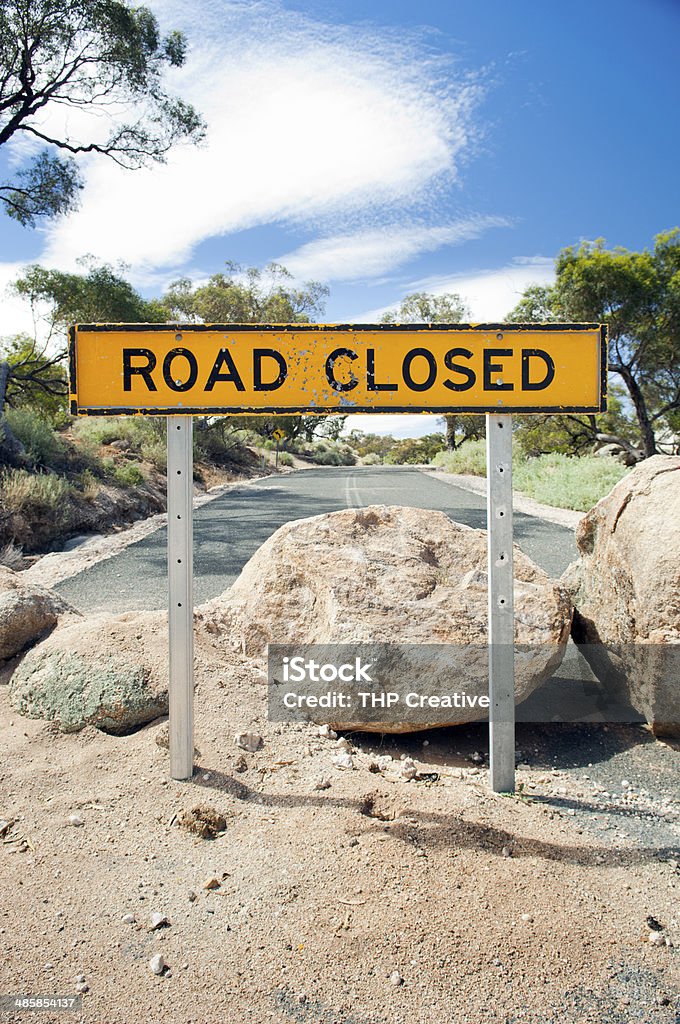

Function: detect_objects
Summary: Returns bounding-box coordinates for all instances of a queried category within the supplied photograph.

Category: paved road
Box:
[55,466,578,613]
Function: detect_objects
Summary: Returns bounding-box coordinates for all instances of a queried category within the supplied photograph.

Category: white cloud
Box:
[33,0,482,280]
[278,216,511,282]
[353,257,556,323]
[0,262,35,340]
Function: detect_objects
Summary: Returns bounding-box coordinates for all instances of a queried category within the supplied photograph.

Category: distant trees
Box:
[510,231,680,457]
[0,0,204,225]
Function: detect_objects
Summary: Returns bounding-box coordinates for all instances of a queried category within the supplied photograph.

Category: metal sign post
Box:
[486,414,515,793]
[167,416,194,780]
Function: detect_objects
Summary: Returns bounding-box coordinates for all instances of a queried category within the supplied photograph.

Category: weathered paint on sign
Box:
[69,322,607,415]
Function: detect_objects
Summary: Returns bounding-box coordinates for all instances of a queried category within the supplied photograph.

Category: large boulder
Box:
[0,566,77,662]
[563,456,680,736]
[8,611,168,733]
[201,505,573,731]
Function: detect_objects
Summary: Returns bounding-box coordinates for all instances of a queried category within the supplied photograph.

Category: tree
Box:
[0,0,205,225]
[0,261,165,462]
[381,291,484,449]
[159,263,328,324]
[509,231,680,457]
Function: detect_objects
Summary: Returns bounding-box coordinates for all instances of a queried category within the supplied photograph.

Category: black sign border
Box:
[69,322,608,416]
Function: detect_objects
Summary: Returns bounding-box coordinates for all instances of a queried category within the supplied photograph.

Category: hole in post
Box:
[178,603,182,607]
[177,470,181,475]
[177,559,182,564]
[499,511,505,517]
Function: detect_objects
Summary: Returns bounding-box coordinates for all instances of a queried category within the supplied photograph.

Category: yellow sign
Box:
[69,323,607,415]
[272,428,285,441]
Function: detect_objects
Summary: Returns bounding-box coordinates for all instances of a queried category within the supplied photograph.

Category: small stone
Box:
[400,758,418,781]
[648,930,666,946]
[335,737,353,753]
[646,915,663,931]
[75,982,89,994]
[389,970,403,986]
[234,731,262,752]
[422,739,429,747]
[314,777,331,790]
[67,814,84,827]
[318,725,337,740]
[332,753,353,770]
[149,954,166,975]
[501,846,512,858]
[187,891,197,902]
[234,755,248,773]
[469,751,484,765]
[520,914,533,923]
[122,914,136,924]
[43,963,53,971]
[149,912,169,930]
[203,878,221,890]
[74,974,86,984]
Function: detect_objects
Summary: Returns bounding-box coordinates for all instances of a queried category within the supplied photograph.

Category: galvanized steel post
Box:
[167,416,194,780]
[486,413,515,793]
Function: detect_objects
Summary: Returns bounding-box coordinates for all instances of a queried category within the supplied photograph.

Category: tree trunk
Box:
[617,365,656,457]
[445,414,458,450]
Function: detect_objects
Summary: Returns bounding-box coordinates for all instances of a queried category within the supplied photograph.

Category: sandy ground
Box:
[0,628,678,1024]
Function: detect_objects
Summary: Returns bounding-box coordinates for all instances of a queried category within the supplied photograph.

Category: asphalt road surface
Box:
[55,466,578,613]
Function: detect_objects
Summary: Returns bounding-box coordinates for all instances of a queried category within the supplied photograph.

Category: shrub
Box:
[361,452,382,465]
[277,451,294,467]
[4,408,65,467]
[0,469,71,512]
[112,463,144,487]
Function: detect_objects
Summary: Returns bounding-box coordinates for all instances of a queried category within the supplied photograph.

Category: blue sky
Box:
[1,0,678,435]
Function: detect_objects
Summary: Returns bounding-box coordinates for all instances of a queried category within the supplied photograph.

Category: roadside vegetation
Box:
[431,441,631,511]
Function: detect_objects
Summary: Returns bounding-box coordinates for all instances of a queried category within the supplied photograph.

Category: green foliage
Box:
[508,230,680,456]
[432,439,489,476]
[3,408,64,467]
[0,469,72,522]
[433,441,630,512]
[0,0,205,225]
[14,262,165,328]
[381,291,469,324]
[277,451,294,467]
[344,430,395,460]
[112,463,144,487]
[385,433,446,465]
[3,152,82,226]
[159,263,328,324]
[0,334,69,420]
[513,455,630,512]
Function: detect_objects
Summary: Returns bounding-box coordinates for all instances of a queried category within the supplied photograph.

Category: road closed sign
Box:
[69,322,607,415]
